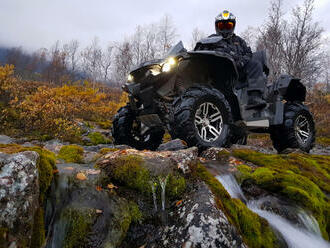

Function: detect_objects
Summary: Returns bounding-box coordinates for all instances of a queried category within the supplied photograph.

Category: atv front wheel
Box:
[112,105,164,150]
[270,102,315,153]
[171,86,233,150]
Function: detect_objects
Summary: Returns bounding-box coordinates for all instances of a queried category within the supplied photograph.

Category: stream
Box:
[216,174,330,248]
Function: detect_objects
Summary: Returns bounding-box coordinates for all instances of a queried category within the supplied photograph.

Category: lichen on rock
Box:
[0,151,40,247]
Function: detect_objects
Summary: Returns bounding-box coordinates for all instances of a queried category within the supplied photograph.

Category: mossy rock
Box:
[61,207,97,248]
[100,154,186,200]
[87,132,111,145]
[233,149,330,194]
[30,208,45,248]
[233,149,330,240]
[237,164,330,240]
[191,161,279,248]
[99,147,119,155]
[316,136,330,146]
[0,144,56,248]
[0,144,56,202]
[0,227,8,247]
[117,201,143,240]
[58,145,84,163]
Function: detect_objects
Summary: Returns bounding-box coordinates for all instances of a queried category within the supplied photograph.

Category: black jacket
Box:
[194,34,252,71]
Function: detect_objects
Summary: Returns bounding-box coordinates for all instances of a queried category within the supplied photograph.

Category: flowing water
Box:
[150,181,158,212]
[216,174,330,248]
[159,175,169,211]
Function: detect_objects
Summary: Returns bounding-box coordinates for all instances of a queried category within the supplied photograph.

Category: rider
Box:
[194,10,267,109]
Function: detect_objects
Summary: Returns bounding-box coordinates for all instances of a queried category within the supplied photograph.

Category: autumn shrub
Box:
[307,84,330,145]
[0,65,128,142]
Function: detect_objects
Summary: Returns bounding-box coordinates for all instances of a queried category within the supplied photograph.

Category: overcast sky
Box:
[0,0,329,51]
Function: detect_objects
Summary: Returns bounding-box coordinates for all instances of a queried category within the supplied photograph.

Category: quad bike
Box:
[112,37,315,153]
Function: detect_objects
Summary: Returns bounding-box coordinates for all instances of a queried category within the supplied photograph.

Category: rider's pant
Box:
[244,59,266,93]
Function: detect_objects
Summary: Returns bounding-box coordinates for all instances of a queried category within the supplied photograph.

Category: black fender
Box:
[273,75,306,102]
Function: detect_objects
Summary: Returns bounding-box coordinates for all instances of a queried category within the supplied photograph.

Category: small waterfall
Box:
[150,181,158,212]
[216,174,330,248]
[248,201,329,248]
[297,210,322,236]
[216,174,247,202]
[159,175,169,211]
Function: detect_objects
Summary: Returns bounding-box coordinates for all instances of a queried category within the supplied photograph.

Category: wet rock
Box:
[45,162,139,248]
[231,144,276,154]
[98,147,198,175]
[201,147,230,161]
[157,139,188,151]
[0,151,40,246]
[241,179,266,198]
[281,148,305,154]
[82,136,92,145]
[310,145,330,156]
[83,151,99,164]
[43,139,67,154]
[147,182,246,248]
[0,135,15,144]
[83,144,116,152]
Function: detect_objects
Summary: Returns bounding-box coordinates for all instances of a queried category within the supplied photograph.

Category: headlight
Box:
[161,57,177,72]
[127,74,134,82]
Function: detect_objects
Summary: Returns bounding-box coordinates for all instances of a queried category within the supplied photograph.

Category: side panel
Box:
[273,75,306,102]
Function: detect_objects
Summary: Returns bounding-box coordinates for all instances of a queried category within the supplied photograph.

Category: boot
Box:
[246,90,267,110]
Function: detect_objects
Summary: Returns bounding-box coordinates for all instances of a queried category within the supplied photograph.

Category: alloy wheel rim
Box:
[132,121,150,142]
[194,102,223,142]
[294,115,311,144]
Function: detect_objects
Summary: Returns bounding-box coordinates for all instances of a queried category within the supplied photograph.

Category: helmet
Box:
[215,10,236,38]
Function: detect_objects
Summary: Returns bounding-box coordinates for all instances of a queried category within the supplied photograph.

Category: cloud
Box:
[0,0,329,51]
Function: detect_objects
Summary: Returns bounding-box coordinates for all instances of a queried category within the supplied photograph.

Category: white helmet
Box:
[215,10,236,38]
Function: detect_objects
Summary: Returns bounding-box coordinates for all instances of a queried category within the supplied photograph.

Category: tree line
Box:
[0,0,329,90]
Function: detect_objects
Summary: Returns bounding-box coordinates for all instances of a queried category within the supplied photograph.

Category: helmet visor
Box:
[217,21,234,31]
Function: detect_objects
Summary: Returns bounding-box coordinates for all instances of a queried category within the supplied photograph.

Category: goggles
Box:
[217,21,234,30]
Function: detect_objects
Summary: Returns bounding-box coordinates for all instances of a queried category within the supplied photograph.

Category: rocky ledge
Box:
[0,140,329,248]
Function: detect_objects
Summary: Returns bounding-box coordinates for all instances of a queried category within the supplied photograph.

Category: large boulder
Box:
[45,163,142,248]
[0,151,40,247]
[147,182,247,248]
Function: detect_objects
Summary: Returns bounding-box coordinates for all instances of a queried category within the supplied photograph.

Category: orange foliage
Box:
[0,65,127,142]
[307,84,330,137]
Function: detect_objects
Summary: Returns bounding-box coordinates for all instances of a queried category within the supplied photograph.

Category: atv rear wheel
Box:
[270,102,315,153]
[171,86,232,150]
[112,105,164,150]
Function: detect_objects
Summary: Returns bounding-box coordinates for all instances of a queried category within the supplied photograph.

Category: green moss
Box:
[233,149,330,194]
[237,164,329,240]
[216,149,231,161]
[316,136,330,146]
[111,155,151,194]
[87,132,111,145]
[62,207,96,248]
[30,208,45,248]
[58,145,84,163]
[127,201,143,223]
[192,162,279,248]
[0,144,56,202]
[166,174,186,200]
[0,227,8,247]
[233,149,330,240]
[0,144,56,248]
[99,147,119,155]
